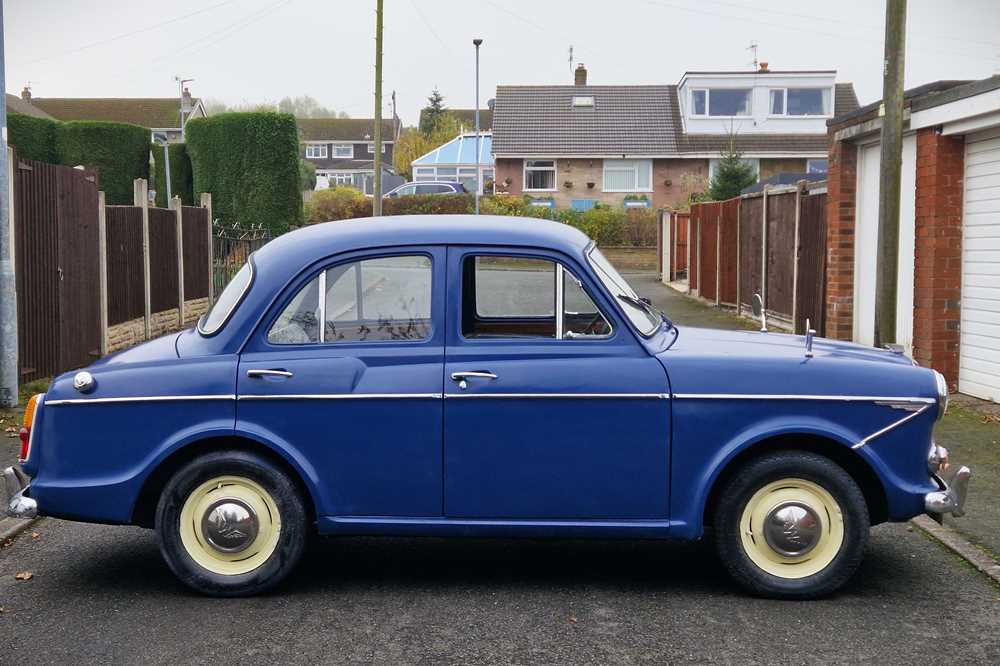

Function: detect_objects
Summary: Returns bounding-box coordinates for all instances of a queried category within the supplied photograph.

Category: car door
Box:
[442,246,671,520]
[236,247,446,517]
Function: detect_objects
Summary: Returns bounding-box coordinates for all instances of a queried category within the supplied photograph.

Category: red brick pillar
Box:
[913,128,964,389]
[824,138,858,340]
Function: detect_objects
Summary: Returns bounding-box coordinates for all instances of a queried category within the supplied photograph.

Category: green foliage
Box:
[299,159,317,191]
[151,142,194,207]
[7,113,59,162]
[384,194,473,216]
[305,187,370,223]
[55,121,151,204]
[278,95,346,118]
[186,112,303,234]
[419,88,447,134]
[708,150,757,201]
[394,113,462,180]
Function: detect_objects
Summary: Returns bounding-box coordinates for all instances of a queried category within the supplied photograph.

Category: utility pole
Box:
[0,2,19,407]
[474,39,483,215]
[874,0,907,346]
[372,0,384,215]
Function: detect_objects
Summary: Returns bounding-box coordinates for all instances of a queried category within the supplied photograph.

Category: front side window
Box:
[464,256,610,339]
[200,260,253,336]
[691,89,707,116]
[587,247,659,336]
[268,255,432,344]
[769,88,832,116]
[709,157,759,182]
[305,144,328,159]
[807,159,829,174]
[366,143,387,154]
[332,143,353,157]
[708,88,751,116]
[524,160,556,191]
[603,159,652,192]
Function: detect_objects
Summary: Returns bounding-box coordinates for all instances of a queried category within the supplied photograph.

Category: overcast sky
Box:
[5,0,1000,125]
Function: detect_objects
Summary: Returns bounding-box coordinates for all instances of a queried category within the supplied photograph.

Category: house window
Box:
[331,172,354,185]
[603,159,652,192]
[572,96,595,108]
[366,143,387,154]
[807,159,828,175]
[305,144,328,159]
[524,160,556,191]
[332,144,353,158]
[691,89,707,116]
[708,157,759,182]
[769,88,832,116]
[414,167,435,181]
[708,89,751,117]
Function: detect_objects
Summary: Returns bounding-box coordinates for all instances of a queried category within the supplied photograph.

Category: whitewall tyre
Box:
[713,451,869,600]
[155,450,308,597]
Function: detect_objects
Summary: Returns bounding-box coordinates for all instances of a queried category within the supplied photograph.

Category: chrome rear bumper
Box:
[3,466,37,520]
[925,465,971,518]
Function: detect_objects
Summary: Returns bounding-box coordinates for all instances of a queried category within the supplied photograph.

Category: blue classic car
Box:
[5,215,970,598]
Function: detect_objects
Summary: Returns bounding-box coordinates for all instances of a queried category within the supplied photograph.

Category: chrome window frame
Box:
[586,244,659,337]
[197,254,256,337]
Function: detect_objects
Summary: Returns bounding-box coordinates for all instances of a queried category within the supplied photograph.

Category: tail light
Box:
[19,394,41,463]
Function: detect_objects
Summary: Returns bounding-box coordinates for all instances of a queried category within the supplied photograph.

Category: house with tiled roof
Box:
[297,117,401,190]
[492,64,860,209]
[6,89,54,119]
[23,87,206,141]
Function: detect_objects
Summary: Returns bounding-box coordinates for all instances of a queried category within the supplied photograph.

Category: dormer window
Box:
[572,95,595,108]
[769,88,832,116]
[690,88,751,118]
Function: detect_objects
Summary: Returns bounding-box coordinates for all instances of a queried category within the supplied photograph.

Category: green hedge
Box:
[151,142,194,207]
[55,121,150,204]
[186,112,302,234]
[7,113,59,162]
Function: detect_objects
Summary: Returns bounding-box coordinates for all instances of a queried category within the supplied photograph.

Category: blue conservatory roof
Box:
[412,133,494,167]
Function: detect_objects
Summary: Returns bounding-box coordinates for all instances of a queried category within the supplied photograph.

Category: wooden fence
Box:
[9,152,214,381]
[661,181,828,334]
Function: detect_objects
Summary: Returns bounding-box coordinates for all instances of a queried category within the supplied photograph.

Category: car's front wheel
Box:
[713,450,869,599]
[155,450,308,596]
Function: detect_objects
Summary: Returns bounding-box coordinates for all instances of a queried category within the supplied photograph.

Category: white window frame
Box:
[690,88,708,117]
[366,142,387,154]
[768,87,833,117]
[332,143,353,158]
[413,167,435,181]
[806,159,829,174]
[602,159,653,193]
[305,143,328,159]
[331,172,354,185]
[572,95,595,108]
[523,159,557,192]
[706,88,752,118]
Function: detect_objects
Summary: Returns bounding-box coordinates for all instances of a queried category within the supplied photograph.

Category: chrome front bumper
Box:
[3,466,37,520]
[925,465,972,519]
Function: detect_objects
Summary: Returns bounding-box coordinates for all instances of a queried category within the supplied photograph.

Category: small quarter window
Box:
[199,259,253,336]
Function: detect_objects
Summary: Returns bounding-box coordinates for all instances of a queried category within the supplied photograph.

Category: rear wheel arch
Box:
[132,435,318,529]
[702,433,888,529]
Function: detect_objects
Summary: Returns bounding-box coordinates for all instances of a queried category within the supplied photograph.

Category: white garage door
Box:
[960,127,1000,401]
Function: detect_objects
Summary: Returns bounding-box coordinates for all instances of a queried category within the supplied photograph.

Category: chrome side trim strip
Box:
[238,393,443,401]
[671,393,936,404]
[444,393,669,400]
[45,394,237,406]
[853,404,932,449]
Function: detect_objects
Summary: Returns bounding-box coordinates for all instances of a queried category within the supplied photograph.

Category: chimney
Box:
[20,86,31,102]
[758,61,770,73]
[575,63,588,86]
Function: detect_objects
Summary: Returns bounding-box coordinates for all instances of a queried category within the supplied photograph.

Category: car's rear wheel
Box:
[713,450,869,599]
[155,450,307,596]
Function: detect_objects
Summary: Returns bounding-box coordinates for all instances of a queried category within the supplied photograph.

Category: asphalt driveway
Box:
[2,272,1000,664]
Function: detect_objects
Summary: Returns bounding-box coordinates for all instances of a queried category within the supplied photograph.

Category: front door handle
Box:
[451,370,497,390]
[247,369,294,379]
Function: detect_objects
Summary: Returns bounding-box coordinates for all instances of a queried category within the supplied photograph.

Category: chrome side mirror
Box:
[752,293,767,332]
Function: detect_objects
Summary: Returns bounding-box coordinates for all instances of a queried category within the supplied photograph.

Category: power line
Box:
[16,0,243,67]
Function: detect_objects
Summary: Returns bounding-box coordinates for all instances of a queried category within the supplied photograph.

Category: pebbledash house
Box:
[491,64,859,211]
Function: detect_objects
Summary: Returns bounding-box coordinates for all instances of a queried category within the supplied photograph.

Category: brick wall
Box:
[912,128,965,389]
[495,157,709,209]
[824,138,858,340]
[107,298,209,353]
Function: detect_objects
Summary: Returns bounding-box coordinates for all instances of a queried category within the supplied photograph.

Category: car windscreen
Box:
[198,258,254,336]
[587,246,660,336]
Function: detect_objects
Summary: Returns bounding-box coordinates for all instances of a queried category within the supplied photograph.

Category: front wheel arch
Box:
[702,434,888,529]
[132,435,318,529]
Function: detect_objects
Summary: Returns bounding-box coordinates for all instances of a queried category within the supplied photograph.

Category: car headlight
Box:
[933,370,949,421]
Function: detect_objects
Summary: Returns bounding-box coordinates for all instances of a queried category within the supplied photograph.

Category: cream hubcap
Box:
[739,478,844,579]
[180,476,281,576]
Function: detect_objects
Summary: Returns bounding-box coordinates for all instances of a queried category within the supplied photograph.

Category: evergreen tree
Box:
[419,88,447,134]
[708,145,758,200]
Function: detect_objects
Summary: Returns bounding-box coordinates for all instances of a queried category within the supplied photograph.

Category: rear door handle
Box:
[450,370,497,390]
[247,369,294,379]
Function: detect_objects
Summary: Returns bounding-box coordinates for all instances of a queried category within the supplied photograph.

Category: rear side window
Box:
[199,260,253,336]
[268,255,433,344]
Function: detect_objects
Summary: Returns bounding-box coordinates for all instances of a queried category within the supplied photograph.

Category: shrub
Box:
[186,112,303,234]
[299,159,316,191]
[55,121,151,204]
[384,193,473,216]
[151,142,194,207]
[306,187,371,223]
[7,113,59,162]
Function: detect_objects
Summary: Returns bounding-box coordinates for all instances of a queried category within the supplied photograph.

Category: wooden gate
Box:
[13,156,101,381]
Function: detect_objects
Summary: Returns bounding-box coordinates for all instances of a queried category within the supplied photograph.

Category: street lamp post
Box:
[154,133,172,203]
[473,39,483,215]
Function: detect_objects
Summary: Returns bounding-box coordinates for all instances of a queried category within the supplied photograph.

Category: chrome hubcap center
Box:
[762,501,821,557]
[201,498,259,554]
